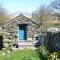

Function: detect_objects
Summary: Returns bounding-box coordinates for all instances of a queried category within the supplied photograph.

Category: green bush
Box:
[36,46,49,60]
[36,46,60,60]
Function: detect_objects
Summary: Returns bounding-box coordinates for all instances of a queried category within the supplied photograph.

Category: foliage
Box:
[36,46,49,60]
[36,46,60,60]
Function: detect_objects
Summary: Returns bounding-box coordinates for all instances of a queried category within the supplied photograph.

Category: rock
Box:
[3,39,9,43]
[2,52,5,56]
[3,43,9,48]
[27,38,32,42]
[4,32,10,36]
[0,31,3,36]
[3,39,11,43]
[3,35,7,39]
[33,38,36,41]
[2,48,6,50]
[11,47,18,51]
[7,51,10,53]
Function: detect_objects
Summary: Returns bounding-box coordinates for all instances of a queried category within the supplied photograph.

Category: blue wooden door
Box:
[19,29,24,40]
[19,24,27,41]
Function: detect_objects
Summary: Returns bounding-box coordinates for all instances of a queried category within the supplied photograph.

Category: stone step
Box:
[18,41,35,46]
[18,41,36,49]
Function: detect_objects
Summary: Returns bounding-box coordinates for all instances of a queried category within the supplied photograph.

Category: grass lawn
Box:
[0,49,40,60]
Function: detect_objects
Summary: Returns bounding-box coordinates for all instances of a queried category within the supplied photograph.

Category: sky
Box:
[0,0,54,14]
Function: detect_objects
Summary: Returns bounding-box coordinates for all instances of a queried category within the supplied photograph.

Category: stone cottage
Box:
[2,14,39,48]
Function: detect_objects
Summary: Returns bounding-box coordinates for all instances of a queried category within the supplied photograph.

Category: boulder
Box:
[3,39,11,43]
[3,43,9,48]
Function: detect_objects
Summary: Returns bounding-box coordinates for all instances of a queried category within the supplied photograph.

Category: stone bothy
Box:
[2,14,39,48]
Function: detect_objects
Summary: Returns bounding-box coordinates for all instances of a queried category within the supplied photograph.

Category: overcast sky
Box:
[0,0,54,13]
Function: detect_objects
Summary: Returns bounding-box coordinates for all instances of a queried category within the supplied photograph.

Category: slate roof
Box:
[3,14,39,28]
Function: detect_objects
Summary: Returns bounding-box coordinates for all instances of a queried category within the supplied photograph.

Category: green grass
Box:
[0,49,40,60]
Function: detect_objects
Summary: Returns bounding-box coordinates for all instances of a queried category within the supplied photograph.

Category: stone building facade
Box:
[2,14,39,48]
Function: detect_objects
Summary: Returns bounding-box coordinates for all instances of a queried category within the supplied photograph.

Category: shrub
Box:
[36,46,60,60]
[36,46,49,60]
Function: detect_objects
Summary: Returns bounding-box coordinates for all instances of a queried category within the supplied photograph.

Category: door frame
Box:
[18,24,27,41]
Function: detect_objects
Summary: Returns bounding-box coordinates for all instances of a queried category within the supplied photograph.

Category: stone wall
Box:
[46,32,60,50]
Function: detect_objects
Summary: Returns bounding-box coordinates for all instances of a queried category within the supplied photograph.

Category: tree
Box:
[51,0,60,11]
[32,5,54,34]
[0,4,10,26]
[32,6,55,46]
[50,0,60,19]
[50,0,60,27]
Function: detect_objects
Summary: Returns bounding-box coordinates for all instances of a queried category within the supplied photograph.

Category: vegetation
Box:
[0,4,10,26]
[32,0,60,33]
[0,49,40,60]
[0,47,60,60]
[0,0,60,60]
[51,0,60,13]
[32,5,55,32]
[36,46,60,60]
